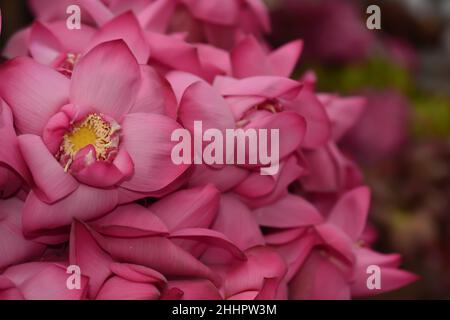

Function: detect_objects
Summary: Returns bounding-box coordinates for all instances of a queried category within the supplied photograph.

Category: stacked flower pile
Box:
[0,0,416,300]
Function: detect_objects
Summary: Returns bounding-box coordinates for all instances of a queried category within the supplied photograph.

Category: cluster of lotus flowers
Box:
[0,0,416,300]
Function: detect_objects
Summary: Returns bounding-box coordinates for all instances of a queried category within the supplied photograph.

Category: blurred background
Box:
[0,0,449,299]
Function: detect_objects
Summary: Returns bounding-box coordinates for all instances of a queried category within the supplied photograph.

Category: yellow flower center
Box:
[58,114,120,171]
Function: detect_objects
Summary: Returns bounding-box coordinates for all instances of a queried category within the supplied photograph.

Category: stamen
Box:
[57,113,120,171]
[256,101,283,113]
[55,53,80,77]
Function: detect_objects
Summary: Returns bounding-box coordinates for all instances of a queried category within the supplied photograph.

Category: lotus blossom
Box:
[297,82,367,194]
[0,0,417,300]
[166,71,313,204]
[4,12,149,75]
[255,187,417,299]
[0,40,188,241]
[0,185,286,300]
[27,0,270,50]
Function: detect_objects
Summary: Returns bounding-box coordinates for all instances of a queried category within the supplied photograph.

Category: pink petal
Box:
[119,113,190,192]
[131,65,177,117]
[196,44,231,81]
[289,251,351,300]
[187,164,249,192]
[350,247,418,297]
[264,228,306,246]
[0,168,22,198]
[2,262,89,300]
[0,276,24,300]
[3,28,30,59]
[70,147,134,188]
[283,88,331,148]
[218,76,302,99]
[150,184,219,231]
[255,277,281,300]
[169,228,246,261]
[179,81,235,135]
[320,94,366,141]
[232,173,276,198]
[166,71,205,104]
[271,232,317,282]
[137,0,175,31]
[85,12,150,64]
[231,36,273,78]
[327,186,371,241]
[22,185,119,238]
[244,111,306,161]
[184,0,239,25]
[70,40,140,119]
[44,21,95,53]
[0,101,32,185]
[110,263,167,285]
[76,0,114,26]
[245,0,271,32]
[268,40,303,77]
[164,280,222,300]
[70,220,113,299]
[146,32,203,75]
[207,194,265,254]
[254,194,324,228]
[228,291,258,300]
[238,155,304,208]
[92,233,221,286]
[314,224,356,266]
[18,134,79,204]
[218,246,286,299]
[300,142,360,193]
[90,203,168,237]
[0,57,69,134]
[42,109,71,154]
[96,276,160,300]
[0,198,46,270]
[29,22,63,65]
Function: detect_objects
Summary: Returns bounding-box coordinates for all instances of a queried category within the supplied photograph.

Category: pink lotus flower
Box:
[27,0,269,50]
[0,40,188,241]
[3,11,231,83]
[256,187,417,299]
[0,197,45,270]
[298,88,366,194]
[0,184,286,300]
[166,72,315,206]
[0,0,418,300]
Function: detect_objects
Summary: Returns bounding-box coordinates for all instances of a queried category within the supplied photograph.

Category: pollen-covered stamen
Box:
[57,113,120,171]
[255,101,283,113]
[237,100,283,128]
[54,53,81,77]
